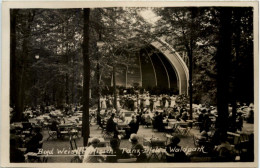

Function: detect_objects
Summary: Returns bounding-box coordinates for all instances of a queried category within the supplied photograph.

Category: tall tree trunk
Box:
[215,8,232,134]
[72,59,75,105]
[82,8,90,146]
[65,20,69,105]
[97,54,101,124]
[65,74,69,104]
[187,7,198,120]
[231,9,242,131]
[188,49,193,120]
[113,63,117,111]
[52,86,56,106]
[13,10,34,122]
[125,66,128,88]
[10,9,20,121]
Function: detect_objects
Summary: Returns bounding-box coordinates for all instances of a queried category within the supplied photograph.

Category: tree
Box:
[215,8,232,133]
[27,9,83,108]
[10,9,36,121]
[82,8,91,146]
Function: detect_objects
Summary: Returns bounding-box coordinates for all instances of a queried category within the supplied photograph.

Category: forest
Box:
[10,7,254,144]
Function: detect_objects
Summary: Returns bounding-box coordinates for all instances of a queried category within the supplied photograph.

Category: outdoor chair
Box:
[69,136,83,163]
[60,130,70,139]
[176,124,191,136]
[103,131,113,139]
[184,126,192,136]
[69,129,79,138]
[235,133,250,157]
[47,129,57,141]
[240,133,249,143]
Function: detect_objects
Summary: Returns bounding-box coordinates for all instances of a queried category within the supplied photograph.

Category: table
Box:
[117,123,130,130]
[163,119,177,124]
[227,132,244,145]
[168,121,186,128]
[58,124,78,139]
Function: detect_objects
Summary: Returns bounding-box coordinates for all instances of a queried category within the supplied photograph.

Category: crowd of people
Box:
[9,91,255,163]
[81,128,254,163]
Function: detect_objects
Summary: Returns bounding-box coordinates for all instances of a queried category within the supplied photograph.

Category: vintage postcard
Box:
[1,1,258,168]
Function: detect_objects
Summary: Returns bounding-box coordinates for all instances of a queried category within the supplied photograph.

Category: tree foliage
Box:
[10,7,254,125]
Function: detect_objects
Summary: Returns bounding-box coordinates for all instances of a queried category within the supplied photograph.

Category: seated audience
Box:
[106,138,130,162]
[83,138,104,163]
[166,136,189,162]
[214,134,235,162]
[106,113,119,137]
[168,111,175,119]
[144,114,152,127]
[181,111,188,121]
[129,115,139,134]
[129,134,147,162]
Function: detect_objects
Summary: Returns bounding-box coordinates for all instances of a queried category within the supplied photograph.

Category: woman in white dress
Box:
[170,96,176,107]
[145,96,150,108]
[101,98,107,109]
[154,97,160,108]
[116,97,121,110]
[141,97,146,109]
[165,99,169,108]
[137,98,141,109]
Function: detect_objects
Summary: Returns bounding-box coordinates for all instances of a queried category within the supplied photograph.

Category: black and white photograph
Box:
[1,1,258,167]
